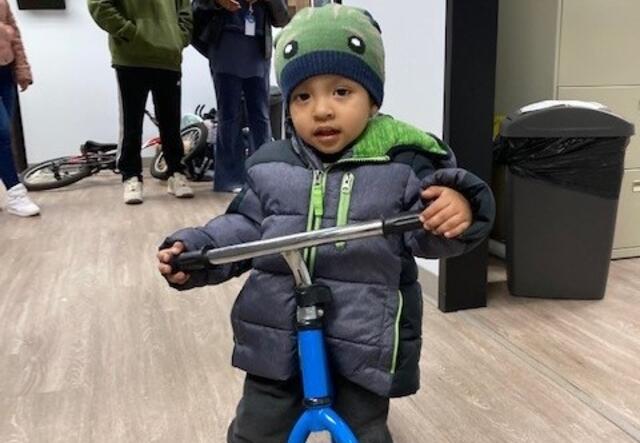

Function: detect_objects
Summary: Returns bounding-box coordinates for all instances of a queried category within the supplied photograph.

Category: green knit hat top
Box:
[274,4,385,106]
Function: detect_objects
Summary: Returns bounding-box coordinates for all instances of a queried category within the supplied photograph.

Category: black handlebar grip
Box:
[169,248,212,273]
[382,212,423,236]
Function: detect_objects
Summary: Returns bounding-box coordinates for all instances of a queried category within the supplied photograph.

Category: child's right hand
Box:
[420,186,472,238]
[157,241,191,286]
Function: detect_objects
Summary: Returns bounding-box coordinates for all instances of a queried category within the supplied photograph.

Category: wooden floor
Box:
[1,172,639,443]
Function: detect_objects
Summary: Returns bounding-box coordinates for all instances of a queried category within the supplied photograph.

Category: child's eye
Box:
[335,88,351,97]
[294,92,310,102]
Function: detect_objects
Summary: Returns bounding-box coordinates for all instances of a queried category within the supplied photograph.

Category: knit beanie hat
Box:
[274,4,385,107]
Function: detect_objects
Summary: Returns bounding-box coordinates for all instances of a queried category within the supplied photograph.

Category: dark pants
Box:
[227,373,393,443]
[0,65,19,189]
[115,66,184,182]
[212,72,271,192]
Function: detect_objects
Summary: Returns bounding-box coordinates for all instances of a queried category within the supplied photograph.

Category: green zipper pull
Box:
[335,172,355,249]
[340,172,355,194]
[311,170,324,218]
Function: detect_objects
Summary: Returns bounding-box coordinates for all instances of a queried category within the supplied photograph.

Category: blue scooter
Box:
[171,213,423,442]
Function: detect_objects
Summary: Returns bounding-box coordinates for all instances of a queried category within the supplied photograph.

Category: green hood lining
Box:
[352,115,448,159]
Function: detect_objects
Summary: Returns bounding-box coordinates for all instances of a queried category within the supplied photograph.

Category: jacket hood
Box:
[352,114,448,159]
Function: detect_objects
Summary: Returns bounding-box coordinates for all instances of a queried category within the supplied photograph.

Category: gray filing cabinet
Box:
[494,0,640,258]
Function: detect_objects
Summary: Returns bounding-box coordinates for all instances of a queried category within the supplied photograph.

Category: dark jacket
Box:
[192,0,288,58]
[88,0,192,72]
[161,115,495,398]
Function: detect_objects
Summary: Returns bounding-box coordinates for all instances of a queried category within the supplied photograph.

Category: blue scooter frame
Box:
[171,213,422,442]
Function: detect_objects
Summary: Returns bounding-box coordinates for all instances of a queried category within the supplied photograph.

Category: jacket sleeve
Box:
[87,0,137,42]
[401,151,495,259]
[159,185,263,290]
[5,5,31,85]
[264,0,289,27]
[176,0,193,47]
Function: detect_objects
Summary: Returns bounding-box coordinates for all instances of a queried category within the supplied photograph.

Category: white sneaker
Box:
[6,183,40,217]
[123,177,143,204]
[167,172,194,198]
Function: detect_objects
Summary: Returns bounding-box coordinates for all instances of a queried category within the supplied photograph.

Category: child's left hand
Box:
[419,186,472,238]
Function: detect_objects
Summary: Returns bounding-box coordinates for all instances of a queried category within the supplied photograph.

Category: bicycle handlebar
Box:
[169,212,423,273]
[382,212,425,235]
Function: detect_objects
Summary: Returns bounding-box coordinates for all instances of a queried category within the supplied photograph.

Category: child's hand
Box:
[157,241,191,285]
[419,186,472,238]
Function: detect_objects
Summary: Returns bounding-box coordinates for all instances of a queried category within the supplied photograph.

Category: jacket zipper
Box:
[335,172,355,249]
[306,170,326,277]
[303,170,319,263]
[390,289,404,374]
[301,155,401,372]
[304,156,390,275]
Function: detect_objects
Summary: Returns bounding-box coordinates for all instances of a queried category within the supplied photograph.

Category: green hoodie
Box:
[88,0,192,72]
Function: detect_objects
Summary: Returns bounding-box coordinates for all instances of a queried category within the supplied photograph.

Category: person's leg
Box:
[115,67,149,183]
[150,68,185,177]
[242,74,272,156]
[0,67,19,189]
[150,68,193,198]
[0,66,39,217]
[332,375,393,443]
[212,72,245,192]
[227,374,304,443]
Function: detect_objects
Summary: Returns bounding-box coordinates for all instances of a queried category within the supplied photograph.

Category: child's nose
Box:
[313,98,334,120]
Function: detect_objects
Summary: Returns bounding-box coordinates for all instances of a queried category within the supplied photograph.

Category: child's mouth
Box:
[314,127,340,141]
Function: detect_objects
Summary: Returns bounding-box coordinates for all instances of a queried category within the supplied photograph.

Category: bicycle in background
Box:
[21,107,216,191]
[150,105,216,181]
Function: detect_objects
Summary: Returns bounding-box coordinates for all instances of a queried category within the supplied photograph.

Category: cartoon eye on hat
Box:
[284,41,298,59]
[348,36,365,54]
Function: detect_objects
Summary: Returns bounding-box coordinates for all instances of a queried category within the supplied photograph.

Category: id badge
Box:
[245,10,256,36]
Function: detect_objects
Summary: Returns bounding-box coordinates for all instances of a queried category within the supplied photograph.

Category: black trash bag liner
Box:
[494,136,627,199]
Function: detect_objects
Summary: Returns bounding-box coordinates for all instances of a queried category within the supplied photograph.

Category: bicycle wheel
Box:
[150,148,169,180]
[149,123,208,180]
[183,123,207,153]
[21,156,93,191]
[182,123,209,180]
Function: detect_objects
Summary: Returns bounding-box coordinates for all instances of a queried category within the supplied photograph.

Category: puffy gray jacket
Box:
[161,115,495,398]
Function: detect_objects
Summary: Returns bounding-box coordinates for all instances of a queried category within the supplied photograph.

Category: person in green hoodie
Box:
[88,0,194,204]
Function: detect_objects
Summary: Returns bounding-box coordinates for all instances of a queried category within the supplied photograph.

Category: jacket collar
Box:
[289,114,447,168]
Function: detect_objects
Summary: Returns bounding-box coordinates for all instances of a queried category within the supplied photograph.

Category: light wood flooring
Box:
[1,172,639,442]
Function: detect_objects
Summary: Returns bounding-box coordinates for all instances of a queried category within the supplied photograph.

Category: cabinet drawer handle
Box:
[633,180,640,193]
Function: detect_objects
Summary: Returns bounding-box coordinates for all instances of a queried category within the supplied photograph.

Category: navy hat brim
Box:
[280,51,384,107]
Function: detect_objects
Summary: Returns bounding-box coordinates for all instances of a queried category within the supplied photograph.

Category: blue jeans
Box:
[212,72,271,191]
[0,65,18,189]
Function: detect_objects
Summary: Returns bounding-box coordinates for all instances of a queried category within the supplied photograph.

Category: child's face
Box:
[289,75,378,155]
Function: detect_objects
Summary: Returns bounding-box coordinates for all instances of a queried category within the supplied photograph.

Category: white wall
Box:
[12,0,215,163]
[346,0,446,138]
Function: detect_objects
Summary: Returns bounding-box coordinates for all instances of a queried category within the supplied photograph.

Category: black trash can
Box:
[494,101,634,299]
